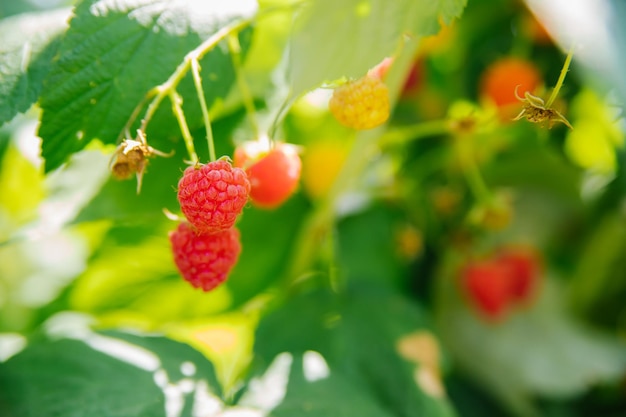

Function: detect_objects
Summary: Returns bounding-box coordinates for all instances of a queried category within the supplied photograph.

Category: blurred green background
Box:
[0,0,625,416]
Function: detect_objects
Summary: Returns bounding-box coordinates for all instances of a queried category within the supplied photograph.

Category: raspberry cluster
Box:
[460,246,542,322]
[170,160,250,291]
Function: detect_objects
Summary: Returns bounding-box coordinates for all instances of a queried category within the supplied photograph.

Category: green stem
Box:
[191,59,216,162]
[122,2,310,144]
[545,47,574,108]
[456,138,491,203]
[140,86,167,134]
[169,91,198,164]
[379,119,451,147]
[285,130,377,283]
[268,94,295,141]
[228,33,260,139]
[133,17,253,136]
[282,35,424,290]
[119,88,157,141]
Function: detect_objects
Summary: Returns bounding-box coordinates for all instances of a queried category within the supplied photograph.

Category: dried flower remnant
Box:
[110,130,171,192]
[513,87,573,130]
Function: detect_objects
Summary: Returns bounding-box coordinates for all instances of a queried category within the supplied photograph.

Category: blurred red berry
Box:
[401,59,425,97]
[496,247,542,303]
[462,259,513,321]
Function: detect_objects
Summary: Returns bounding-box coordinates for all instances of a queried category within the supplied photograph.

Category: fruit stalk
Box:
[228,33,260,140]
[169,91,198,163]
[284,37,422,287]
[545,47,574,108]
[455,137,492,204]
[191,58,216,162]
[120,17,254,141]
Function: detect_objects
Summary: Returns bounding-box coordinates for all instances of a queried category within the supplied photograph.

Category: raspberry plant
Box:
[1,1,626,417]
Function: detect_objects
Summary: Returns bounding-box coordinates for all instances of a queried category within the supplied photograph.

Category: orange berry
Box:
[479,57,542,118]
[234,141,302,209]
[301,140,348,199]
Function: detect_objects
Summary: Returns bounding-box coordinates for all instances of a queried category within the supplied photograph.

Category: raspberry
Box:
[234,141,302,209]
[177,160,250,233]
[169,222,241,291]
[461,259,513,321]
[461,246,543,321]
[496,247,542,303]
[329,75,390,130]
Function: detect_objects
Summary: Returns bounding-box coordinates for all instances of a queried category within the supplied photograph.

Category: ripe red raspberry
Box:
[461,259,513,321]
[169,222,241,291]
[496,247,542,303]
[234,141,301,209]
[329,75,390,130]
[177,160,250,233]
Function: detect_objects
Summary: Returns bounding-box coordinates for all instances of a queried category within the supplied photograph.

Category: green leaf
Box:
[227,194,310,306]
[0,8,70,125]
[102,330,222,394]
[483,142,583,202]
[288,0,467,96]
[240,352,396,417]
[568,213,626,315]
[0,330,223,417]
[337,205,407,289]
[69,223,234,322]
[39,0,256,172]
[0,336,164,417]
[255,286,457,417]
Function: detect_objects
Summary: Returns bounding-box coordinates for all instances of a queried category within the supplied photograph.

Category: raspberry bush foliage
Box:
[1,0,626,416]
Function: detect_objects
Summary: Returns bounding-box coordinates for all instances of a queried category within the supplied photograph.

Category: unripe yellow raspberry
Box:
[329,75,390,130]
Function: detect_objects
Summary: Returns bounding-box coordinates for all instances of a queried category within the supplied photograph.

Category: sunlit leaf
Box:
[0,331,223,417]
[0,8,70,125]
[39,0,256,172]
[69,226,232,319]
[0,144,44,224]
[242,351,396,417]
[254,286,457,417]
[288,0,467,96]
